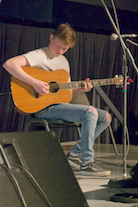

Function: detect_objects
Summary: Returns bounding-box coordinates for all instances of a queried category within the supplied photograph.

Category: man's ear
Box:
[49,34,54,42]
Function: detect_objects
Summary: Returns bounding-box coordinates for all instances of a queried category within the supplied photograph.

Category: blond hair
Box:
[53,23,76,48]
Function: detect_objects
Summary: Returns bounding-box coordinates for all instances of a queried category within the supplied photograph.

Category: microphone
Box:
[110,33,138,41]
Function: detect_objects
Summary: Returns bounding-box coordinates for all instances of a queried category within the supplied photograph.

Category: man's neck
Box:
[46,47,55,59]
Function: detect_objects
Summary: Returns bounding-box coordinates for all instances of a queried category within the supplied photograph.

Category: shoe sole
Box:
[80,170,111,176]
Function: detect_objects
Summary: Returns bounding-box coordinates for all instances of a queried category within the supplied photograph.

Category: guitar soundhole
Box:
[49,82,59,93]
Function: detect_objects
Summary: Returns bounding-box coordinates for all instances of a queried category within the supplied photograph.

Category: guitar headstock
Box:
[114,75,132,87]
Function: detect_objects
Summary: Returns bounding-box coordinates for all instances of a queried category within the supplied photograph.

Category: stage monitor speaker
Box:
[130,163,138,182]
[0,131,89,207]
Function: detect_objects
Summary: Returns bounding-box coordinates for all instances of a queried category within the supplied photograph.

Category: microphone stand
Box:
[101,0,138,182]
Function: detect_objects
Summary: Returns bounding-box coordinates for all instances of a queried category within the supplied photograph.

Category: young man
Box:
[3,23,111,176]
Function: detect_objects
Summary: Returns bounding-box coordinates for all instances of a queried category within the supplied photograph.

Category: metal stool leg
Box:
[24,118,50,132]
[108,124,118,155]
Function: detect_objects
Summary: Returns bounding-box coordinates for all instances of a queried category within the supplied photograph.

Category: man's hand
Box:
[80,78,93,92]
[32,79,50,96]
[72,78,93,95]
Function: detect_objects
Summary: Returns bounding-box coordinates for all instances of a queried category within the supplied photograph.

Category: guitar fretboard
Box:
[59,78,115,90]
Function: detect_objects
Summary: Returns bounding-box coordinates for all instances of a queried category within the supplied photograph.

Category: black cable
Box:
[12,164,53,207]
[1,164,28,207]
[1,163,53,207]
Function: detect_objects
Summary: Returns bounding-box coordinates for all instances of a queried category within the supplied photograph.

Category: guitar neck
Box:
[59,78,115,90]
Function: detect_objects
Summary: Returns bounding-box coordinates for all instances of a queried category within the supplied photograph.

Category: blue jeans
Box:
[35,103,110,165]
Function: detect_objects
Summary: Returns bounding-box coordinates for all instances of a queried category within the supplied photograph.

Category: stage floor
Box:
[62,143,138,207]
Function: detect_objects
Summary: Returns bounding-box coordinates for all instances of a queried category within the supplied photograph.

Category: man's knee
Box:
[89,106,111,123]
[89,106,98,116]
[106,111,112,123]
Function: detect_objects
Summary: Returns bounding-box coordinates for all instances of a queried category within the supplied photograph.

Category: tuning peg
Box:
[128,78,133,83]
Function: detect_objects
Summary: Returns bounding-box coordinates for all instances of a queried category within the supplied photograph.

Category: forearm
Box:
[3,56,37,87]
[3,56,50,95]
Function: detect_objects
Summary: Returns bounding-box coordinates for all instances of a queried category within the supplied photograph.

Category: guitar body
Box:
[11,67,72,114]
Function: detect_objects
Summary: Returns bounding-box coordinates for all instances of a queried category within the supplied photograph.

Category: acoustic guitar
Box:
[11,66,128,114]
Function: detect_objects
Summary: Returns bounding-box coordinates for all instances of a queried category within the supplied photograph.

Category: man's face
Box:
[48,34,70,57]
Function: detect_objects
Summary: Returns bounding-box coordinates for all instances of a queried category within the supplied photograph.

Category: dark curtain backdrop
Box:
[0,22,138,144]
